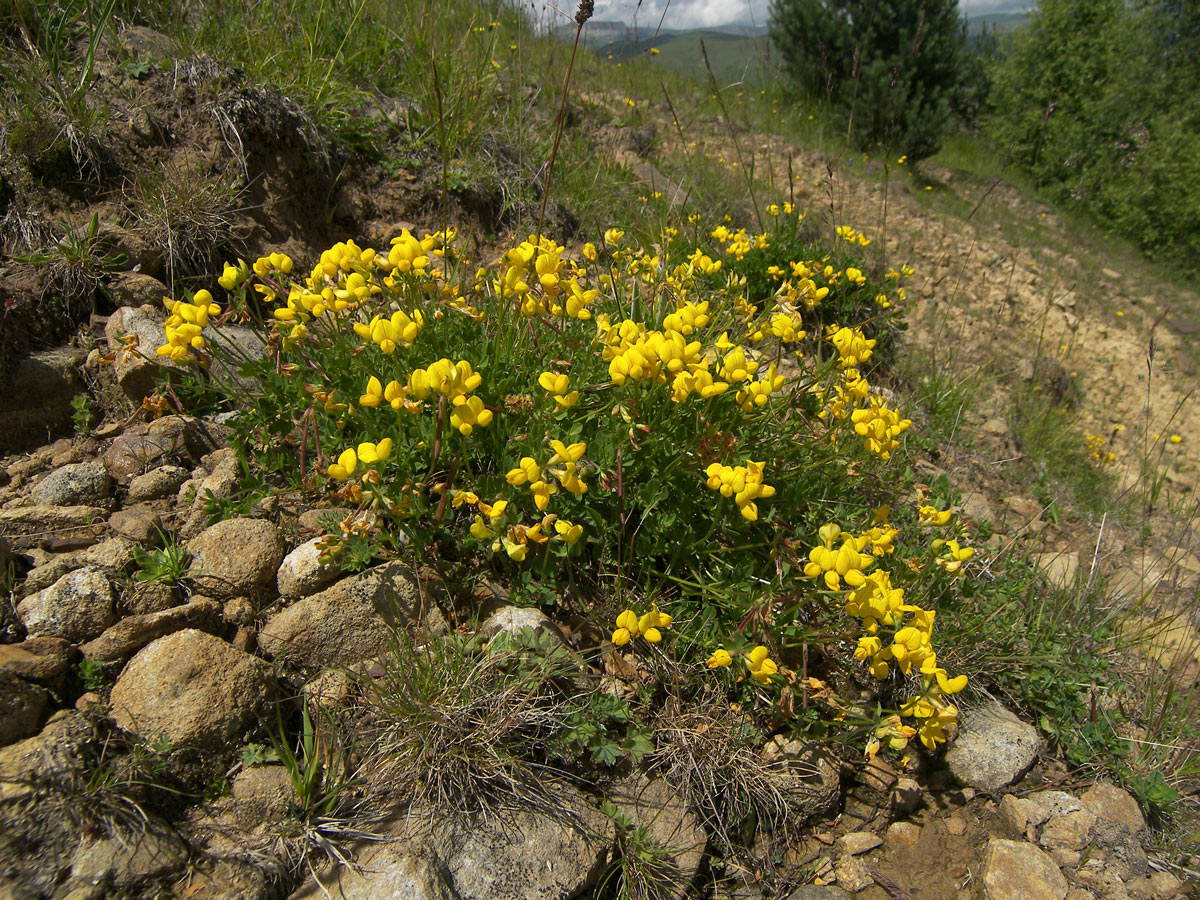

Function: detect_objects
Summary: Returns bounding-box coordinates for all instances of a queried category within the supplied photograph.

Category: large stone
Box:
[231,764,296,826]
[17,566,117,642]
[275,537,343,598]
[609,772,706,894]
[80,599,224,666]
[0,669,50,746]
[105,302,185,402]
[292,787,614,900]
[259,562,437,668]
[109,629,274,748]
[102,415,225,478]
[1080,781,1146,835]
[108,504,165,545]
[0,347,85,454]
[187,517,286,600]
[0,505,108,551]
[0,637,73,682]
[127,465,190,502]
[945,701,1040,791]
[982,839,1068,900]
[65,820,188,894]
[30,460,112,507]
[786,889,854,900]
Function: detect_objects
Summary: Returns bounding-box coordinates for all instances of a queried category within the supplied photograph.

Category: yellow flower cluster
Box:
[803,514,971,755]
[612,604,673,645]
[826,324,877,368]
[537,371,579,411]
[408,359,493,436]
[850,397,912,460]
[497,235,596,319]
[506,440,588,511]
[835,225,872,247]
[704,645,778,684]
[156,290,220,361]
[468,497,584,561]
[327,439,393,480]
[803,522,875,589]
[704,460,776,521]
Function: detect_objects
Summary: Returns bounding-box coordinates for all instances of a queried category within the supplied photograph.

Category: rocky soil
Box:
[1,25,1198,900]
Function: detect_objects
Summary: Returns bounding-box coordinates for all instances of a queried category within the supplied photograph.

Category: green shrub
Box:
[769,0,972,159]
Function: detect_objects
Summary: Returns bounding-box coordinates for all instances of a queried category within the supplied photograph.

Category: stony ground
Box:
[1,30,1198,900]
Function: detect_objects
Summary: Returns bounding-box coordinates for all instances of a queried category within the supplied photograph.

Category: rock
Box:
[108,505,165,545]
[1040,807,1097,852]
[891,776,923,816]
[259,562,440,668]
[838,832,883,855]
[66,821,187,894]
[477,605,572,648]
[786,888,854,900]
[232,765,295,826]
[982,417,1010,437]
[0,669,50,746]
[30,461,112,507]
[0,710,94,803]
[945,816,966,836]
[961,492,996,525]
[123,581,181,616]
[0,505,108,551]
[109,629,274,748]
[1076,858,1132,900]
[80,599,224,666]
[275,537,342,598]
[187,518,286,600]
[106,303,187,402]
[833,853,874,892]
[885,822,921,848]
[0,347,85,454]
[945,701,1040,791]
[292,787,614,900]
[222,596,257,626]
[982,839,1068,900]
[127,465,190,502]
[609,772,706,892]
[1026,790,1082,825]
[998,794,1037,837]
[116,25,179,58]
[1080,782,1145,834]
[17,566,117,642]
[858,757,897,794]
[102,415,225,478]
[0,637,73,682]
[1034,552,1079,590]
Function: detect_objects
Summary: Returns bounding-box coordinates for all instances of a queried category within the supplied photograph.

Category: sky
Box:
[581,0,1030,32]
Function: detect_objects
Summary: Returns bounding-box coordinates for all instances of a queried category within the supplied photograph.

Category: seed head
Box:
[575,0,593,25]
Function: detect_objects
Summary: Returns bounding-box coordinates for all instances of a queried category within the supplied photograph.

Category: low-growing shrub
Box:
[159,204,982,766]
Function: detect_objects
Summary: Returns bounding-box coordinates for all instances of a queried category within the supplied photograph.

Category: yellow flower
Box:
[449,395,493,436]
[706,648,732,668]
[637,604,672,642]
[612,609,640,646]
[746,646,777,684]
[554,519,583,544]
[917,505,952,526]
[357,439,393,465]
[327,448,357,480]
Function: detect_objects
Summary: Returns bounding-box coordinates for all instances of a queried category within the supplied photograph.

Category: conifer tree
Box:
[769,0,970,159]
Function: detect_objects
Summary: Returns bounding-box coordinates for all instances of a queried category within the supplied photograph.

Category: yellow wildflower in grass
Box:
[933,540,974,576]
[218,259,250,289]
[917,505,952,526]
[353,309,424,353]
[553,519,584,544]
[706,648,732,668]
[327,448,358,481]
[804,523,874,589]
[356,439,393,465]
[850,398,912,460]
[449,395,493,436]
[704,461,776,521]
[746,646,778,684]
[612,609,640,646]
[637,604,673,642]
[538,371,579,411]
[826,324,876,368]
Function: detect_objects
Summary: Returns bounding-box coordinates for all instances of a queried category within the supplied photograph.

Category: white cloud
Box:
[583,0,1028,32]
